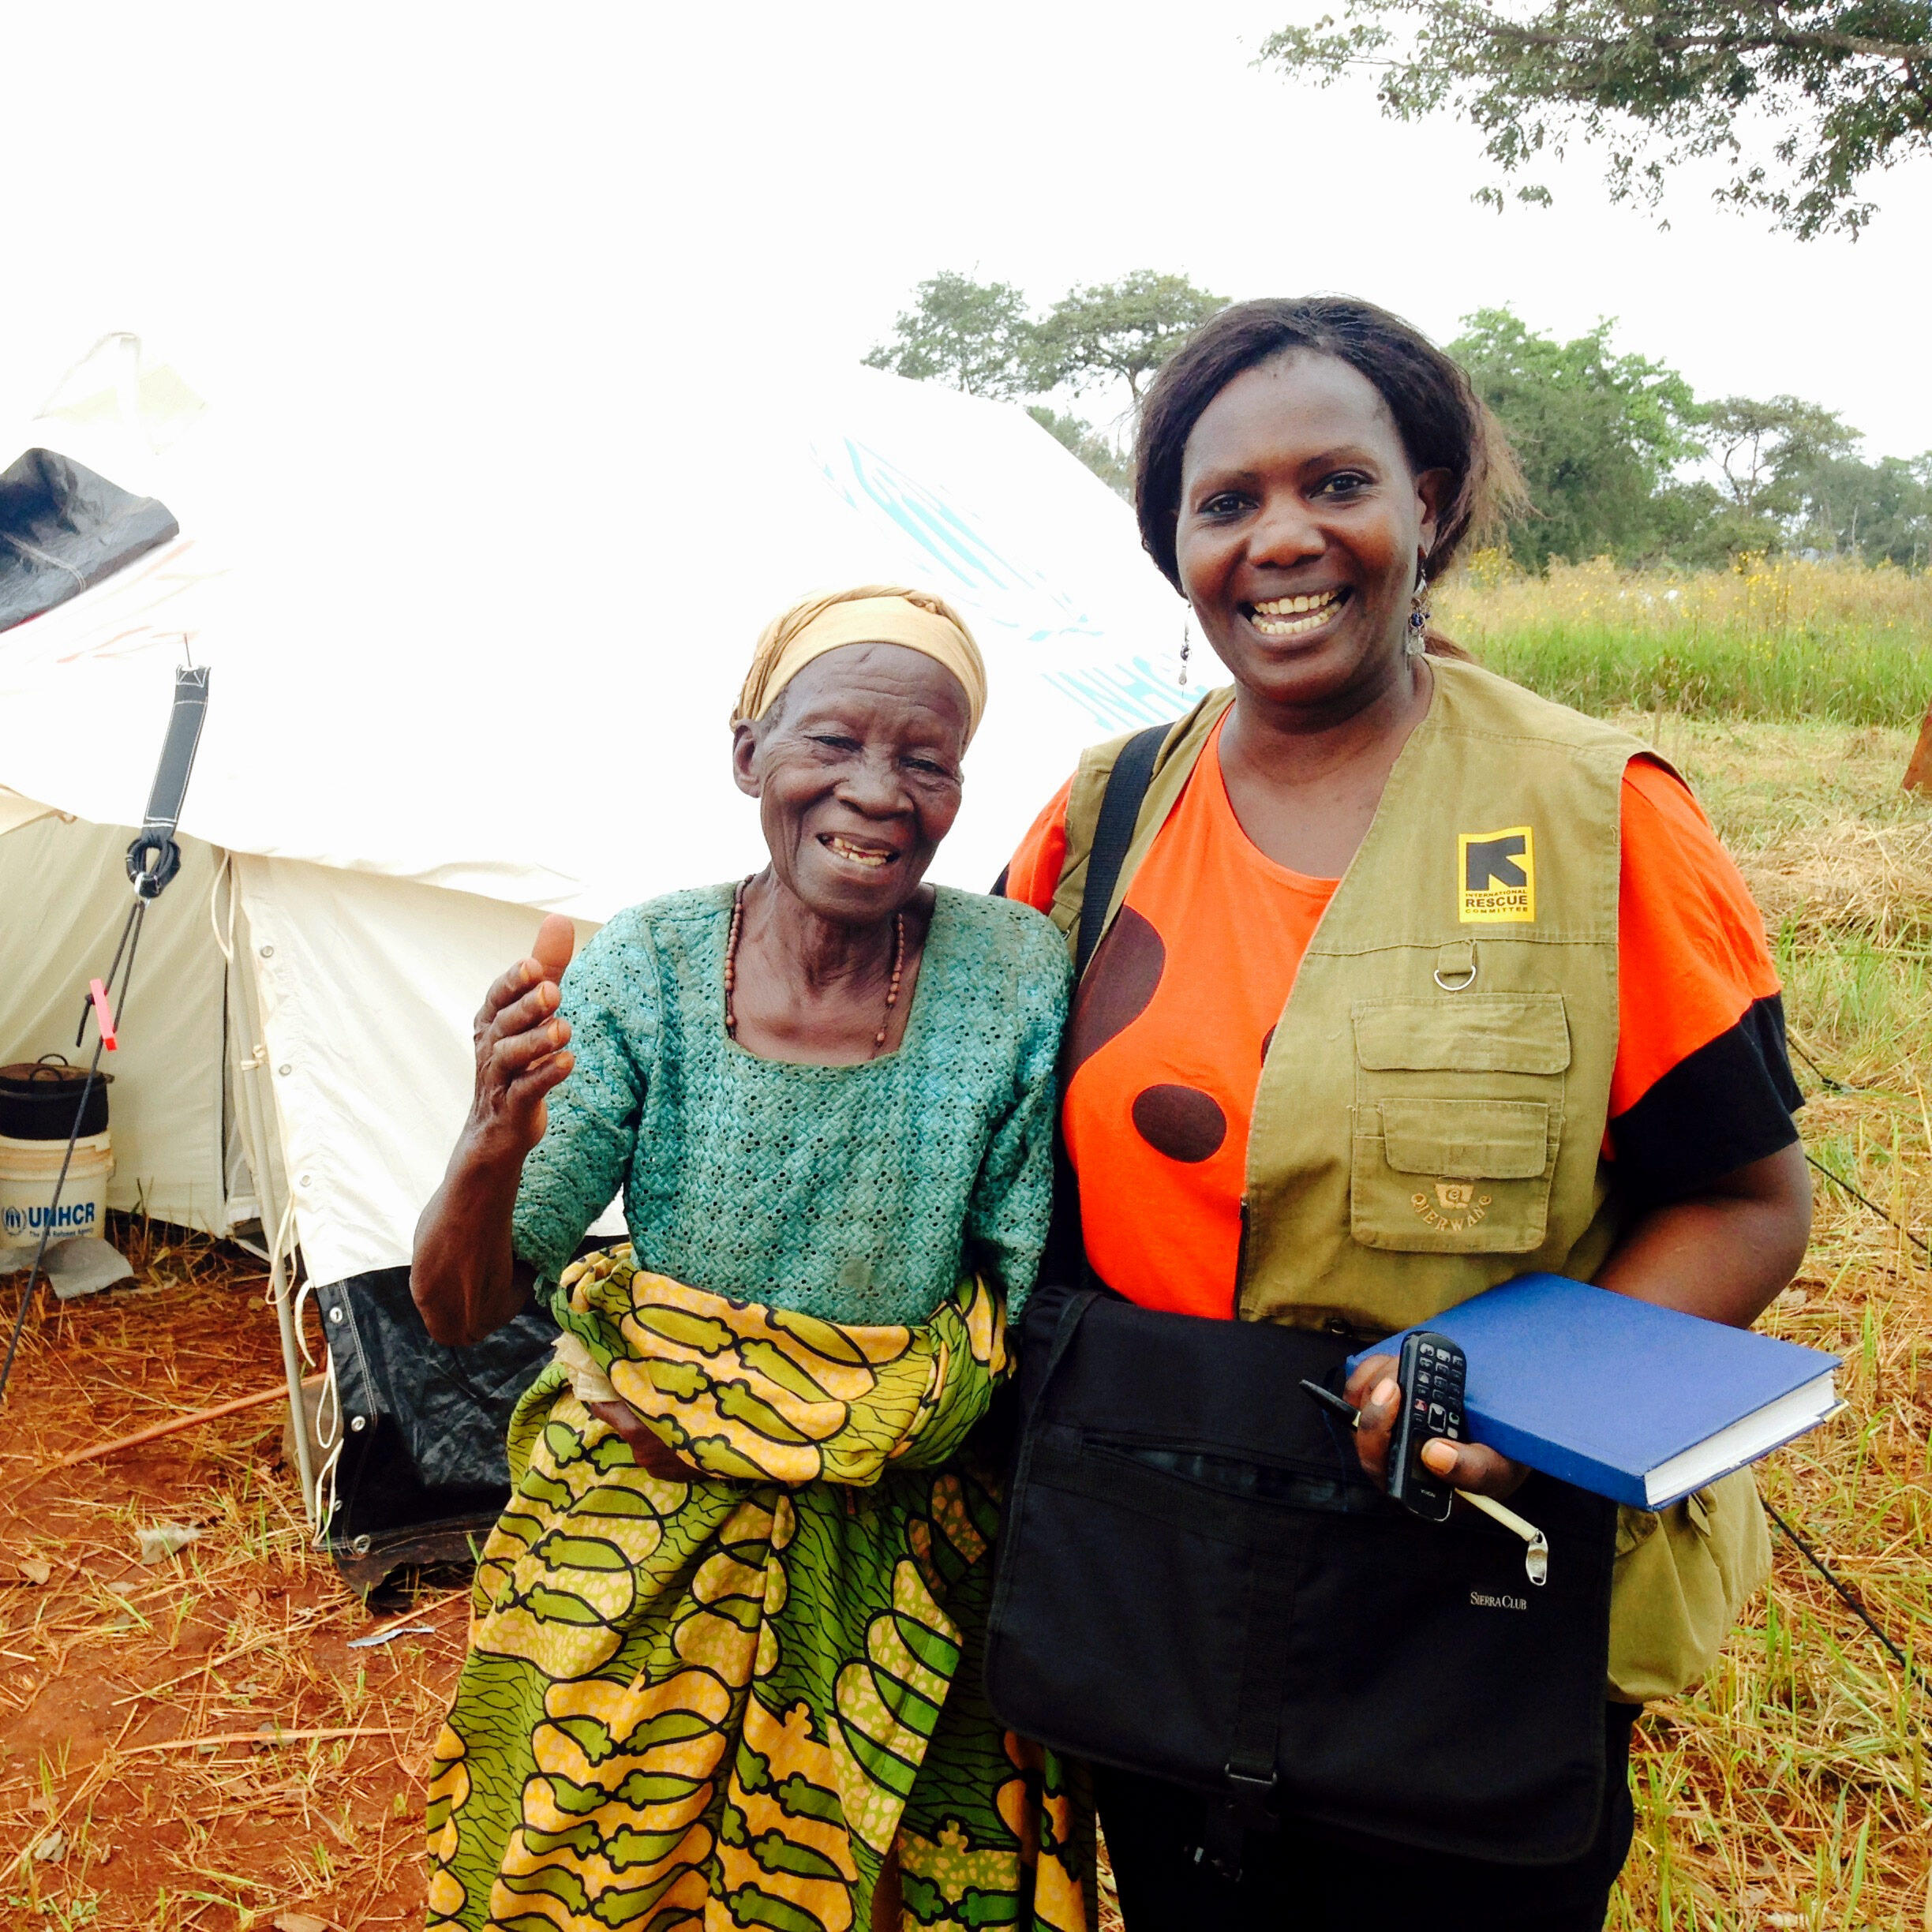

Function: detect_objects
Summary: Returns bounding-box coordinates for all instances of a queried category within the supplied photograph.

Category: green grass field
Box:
[1438,556,1932,727]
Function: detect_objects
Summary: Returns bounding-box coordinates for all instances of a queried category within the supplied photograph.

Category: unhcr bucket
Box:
[0,1059,115,1252]
[0,1133,116,1249]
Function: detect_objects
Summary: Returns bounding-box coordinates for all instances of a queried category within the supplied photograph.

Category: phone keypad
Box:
[1413,1340,1466,1439]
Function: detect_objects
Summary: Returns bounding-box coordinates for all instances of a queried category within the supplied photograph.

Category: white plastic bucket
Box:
[0,1132,114,1251]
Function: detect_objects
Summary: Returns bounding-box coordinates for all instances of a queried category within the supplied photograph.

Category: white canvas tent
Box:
[0,333,1203,1528]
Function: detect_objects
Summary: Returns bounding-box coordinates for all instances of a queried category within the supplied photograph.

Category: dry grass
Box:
[3,717,1930,1928]
[1606,716,1932,1932]
[0,1218,460,1929]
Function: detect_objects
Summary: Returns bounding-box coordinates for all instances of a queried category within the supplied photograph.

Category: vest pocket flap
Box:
[1353,996,1572,1074]
[1378,1099,1552,1179]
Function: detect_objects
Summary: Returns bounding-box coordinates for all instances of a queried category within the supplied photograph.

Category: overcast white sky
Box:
[6,2,1929,458]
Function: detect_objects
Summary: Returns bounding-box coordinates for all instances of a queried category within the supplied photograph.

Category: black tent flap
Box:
[316,1269,558,1588]
[0,447,179,634]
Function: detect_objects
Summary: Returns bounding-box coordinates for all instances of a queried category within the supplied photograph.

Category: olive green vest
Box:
[1046,657,1769,1702]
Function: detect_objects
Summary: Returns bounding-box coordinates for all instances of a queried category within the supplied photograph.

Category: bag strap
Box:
[1074,722,1167,981]
[1071,721,1289,1878]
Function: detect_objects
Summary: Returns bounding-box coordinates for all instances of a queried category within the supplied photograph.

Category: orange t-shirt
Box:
[1007,717,1799,1318]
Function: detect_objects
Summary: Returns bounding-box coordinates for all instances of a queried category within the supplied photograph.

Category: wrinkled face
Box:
[732,643,970,923]
[1175,350,1446,715]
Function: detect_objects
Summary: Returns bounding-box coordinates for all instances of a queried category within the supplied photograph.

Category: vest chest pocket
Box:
[1349,996,1570,1254]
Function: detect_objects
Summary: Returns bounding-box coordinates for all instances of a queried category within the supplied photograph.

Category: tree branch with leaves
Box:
[1028,271,1228,402]
[1704,395,1860,514]
[862,268,1223,496]
[1259,2,1932,237]
[862,272,1037,399]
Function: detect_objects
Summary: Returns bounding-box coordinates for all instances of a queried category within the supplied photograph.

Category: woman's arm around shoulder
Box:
[960,896,1072,1313]
[1002,777,1076,915]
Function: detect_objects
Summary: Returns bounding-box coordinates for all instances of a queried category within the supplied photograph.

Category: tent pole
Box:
[266,1200,317,1526]
[218,856,318,1529]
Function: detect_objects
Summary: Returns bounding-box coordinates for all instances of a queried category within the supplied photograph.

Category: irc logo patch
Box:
[1458,826,1536,923]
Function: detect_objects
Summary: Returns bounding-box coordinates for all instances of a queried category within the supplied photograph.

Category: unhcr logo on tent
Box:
[810,430,1205,732]
[1042,655,1212,733]
[812,436,1103,645]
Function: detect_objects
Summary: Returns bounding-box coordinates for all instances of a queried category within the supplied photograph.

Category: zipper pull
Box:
[1458,1489,1550,1586]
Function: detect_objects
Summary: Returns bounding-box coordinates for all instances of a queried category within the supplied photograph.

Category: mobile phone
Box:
[1385,1330,1465,1522]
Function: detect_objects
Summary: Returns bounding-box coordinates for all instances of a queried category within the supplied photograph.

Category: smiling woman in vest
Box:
[412,586,1089,1932]
[1004,300,1810,1929]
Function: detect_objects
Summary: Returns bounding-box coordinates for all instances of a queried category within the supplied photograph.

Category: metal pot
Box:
[0,1056,113,1140]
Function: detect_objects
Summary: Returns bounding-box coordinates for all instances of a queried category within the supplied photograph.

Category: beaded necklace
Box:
[723,877,907,1058]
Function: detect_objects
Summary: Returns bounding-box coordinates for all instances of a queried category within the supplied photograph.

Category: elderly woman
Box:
[1003,300,1810,1928]
[413,586,1087,1932]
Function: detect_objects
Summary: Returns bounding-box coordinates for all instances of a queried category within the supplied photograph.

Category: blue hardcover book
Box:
[1350,1274,1842,1510]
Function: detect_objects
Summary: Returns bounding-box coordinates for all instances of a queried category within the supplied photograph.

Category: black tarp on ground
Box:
[314,1269,558,1589]
[0,447,178,633]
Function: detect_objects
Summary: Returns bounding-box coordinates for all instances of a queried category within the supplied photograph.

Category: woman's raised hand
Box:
[414,912,579,1348]
[468,913,578,1163]
[1345,1351,1530,1503]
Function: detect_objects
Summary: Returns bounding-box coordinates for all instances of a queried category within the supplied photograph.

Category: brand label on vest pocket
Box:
[1458,826,1536,923]
[1348,1100,1556,1253]
[1413,1182,1492,1234]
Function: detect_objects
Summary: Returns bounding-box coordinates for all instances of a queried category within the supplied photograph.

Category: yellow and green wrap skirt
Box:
[425,1245,1092,1931]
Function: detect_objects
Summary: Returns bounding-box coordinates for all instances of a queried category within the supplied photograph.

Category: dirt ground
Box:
[0,1223,462,1929]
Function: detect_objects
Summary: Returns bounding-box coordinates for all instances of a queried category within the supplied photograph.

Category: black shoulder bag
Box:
[985,727,1619,1869]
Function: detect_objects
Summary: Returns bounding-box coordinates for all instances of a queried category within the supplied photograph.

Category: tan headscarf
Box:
[732,586,987,746]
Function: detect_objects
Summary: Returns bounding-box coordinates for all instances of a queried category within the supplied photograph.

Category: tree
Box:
[1028,271,1227,403]
[1643,476,1742,568]
[861,268,1220,496]
[1449,309,1705,567]
[1787,451,1932,563]
[1027,407,1133,497]
[1703,394,1860,515]
[1258,2,1932,238]
[862,272,1033,399]
[1687,398,1932,563]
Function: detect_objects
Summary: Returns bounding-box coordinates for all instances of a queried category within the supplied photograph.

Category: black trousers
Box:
[1096,1703,1640,1932]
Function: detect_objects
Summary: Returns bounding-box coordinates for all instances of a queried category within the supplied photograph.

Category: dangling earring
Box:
[1179,621,1192,688]
[1408,554,1432,651]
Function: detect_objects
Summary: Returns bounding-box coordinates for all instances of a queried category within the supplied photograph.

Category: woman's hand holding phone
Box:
[1344,1350,1530,1502]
